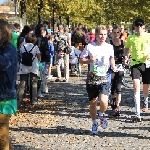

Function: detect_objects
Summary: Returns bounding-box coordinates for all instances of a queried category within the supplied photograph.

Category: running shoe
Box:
[132,114,142,122]
[113,107,120,117]
[142,100,148,112]
[111,97,117,110]
[91,122,98,134]
[99,115,108,129]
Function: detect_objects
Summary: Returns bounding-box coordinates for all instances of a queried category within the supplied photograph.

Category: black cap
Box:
[134,18,144,26]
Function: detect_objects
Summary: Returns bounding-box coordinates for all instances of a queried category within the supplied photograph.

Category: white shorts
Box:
[69,58,78,64]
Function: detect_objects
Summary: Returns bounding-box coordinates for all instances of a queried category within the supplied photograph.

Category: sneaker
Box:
[55,78,61,82]
[70,71,78,76]
[113,107,120,117]
[99,115,108,129]
[111,98,117,110]
[38,93,44,98]
[132,114,142,122]
[46,75,53,80]
[91,122,98,134]
[62,79,68,82]
[142,100,148,112]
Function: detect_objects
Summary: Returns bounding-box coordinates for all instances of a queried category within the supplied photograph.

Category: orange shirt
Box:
[123,32,128,41]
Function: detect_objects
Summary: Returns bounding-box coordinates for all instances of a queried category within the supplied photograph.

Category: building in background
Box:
[0,5,19,23]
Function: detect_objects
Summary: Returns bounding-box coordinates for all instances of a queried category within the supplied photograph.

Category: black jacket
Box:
[36,34,50,62]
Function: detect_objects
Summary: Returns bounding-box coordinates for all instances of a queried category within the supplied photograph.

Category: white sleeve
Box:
[80,45,89,59]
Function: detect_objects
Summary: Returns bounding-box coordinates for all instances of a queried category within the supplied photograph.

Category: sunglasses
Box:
[135,24,143,27]
[113,32,120,34]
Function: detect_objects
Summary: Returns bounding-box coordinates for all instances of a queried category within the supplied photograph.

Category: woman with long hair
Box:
[110,26,124,117]
[0,19,18,149]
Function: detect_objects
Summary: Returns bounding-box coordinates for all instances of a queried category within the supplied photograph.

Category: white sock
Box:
[144,97,148,102]
[92,120,97,124]
[98,112,104,118]
[134,93,140,115]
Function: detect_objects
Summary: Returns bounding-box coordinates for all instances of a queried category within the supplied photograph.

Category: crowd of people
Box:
[0,17,150,148]
[80,18,150,134]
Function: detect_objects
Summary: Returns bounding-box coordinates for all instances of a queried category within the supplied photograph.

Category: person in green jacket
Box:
[11,23,20,51]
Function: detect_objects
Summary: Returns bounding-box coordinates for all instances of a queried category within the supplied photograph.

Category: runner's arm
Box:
[79,45,93,64]
[110,57,115,69]
[124,35,132,59]
[80,56,96,64]
[109,46,116,70]
[124,48,130,59]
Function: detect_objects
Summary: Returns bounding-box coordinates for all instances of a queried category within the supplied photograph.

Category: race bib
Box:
[115,64,124,71]
[93,65,107,76]
[145,60,150,68]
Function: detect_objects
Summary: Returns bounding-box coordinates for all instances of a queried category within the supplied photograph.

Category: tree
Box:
[3,0,150,28]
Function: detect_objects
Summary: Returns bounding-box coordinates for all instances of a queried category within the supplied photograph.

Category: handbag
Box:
[65,45,72,54]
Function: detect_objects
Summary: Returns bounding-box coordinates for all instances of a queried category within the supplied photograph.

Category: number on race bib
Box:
[93,65,107,76]
[115,64,124,71]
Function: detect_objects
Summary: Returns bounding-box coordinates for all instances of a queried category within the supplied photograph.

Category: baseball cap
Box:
[47,29,52,34]
[134,18,144,26]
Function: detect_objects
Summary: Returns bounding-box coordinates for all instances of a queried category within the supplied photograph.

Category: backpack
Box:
[54,32,67,52]
[21,45,35,66]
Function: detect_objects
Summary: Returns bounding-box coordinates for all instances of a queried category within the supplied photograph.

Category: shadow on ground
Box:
[12,145,40,150]
[10,126,150,140]
[19,76,140,117]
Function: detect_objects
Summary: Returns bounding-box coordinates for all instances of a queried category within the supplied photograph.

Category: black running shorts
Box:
[131,63,150,84]
[86,82,111,101]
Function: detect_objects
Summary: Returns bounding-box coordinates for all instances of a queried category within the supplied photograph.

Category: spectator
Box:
[17,25,31,50]
[18,33,41,105]
[0,19,18,150]
[120,25,128,41]
[47,35,55,79]
[54,24,71,82]
[35,24,50,94]
[89,28,96,43]
[72,23,85,51]
[11,23,20,51]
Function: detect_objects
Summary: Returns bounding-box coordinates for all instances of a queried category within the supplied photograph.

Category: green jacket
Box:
[11,31,19,51]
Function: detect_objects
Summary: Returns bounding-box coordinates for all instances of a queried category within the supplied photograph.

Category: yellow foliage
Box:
[22,0,150,27]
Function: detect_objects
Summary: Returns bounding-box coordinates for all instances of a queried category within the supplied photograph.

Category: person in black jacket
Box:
[35,24,50,95]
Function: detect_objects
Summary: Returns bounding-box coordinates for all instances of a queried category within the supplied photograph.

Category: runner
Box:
[80,25,116,134]
[110,26,124,117]
[124,18,150,122]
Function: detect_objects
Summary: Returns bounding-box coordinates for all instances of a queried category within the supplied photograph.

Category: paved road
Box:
[10,72,150,150]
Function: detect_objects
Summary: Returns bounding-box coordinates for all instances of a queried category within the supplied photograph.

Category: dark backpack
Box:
[21,45,35,66]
